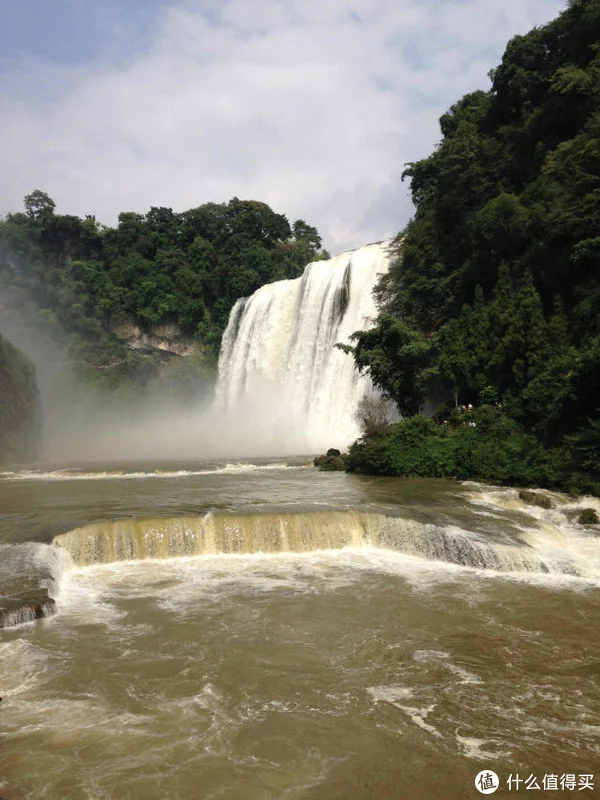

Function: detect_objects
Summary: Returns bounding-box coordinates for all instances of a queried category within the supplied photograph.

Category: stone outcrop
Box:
[578,508,599,525]
[0,542,62,629]
[0,594,56,629]
[518,489,553,509]
[108,319,201,359]
[314,450,348,471]
[0,333,40,463]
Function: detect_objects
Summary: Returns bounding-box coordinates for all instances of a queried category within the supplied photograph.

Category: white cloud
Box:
[0,0,565,252]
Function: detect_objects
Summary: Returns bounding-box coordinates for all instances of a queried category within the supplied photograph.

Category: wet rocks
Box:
[314,450,348,471]
[518,490,552,509]
[578,508,599,525]
[0,591,56,629]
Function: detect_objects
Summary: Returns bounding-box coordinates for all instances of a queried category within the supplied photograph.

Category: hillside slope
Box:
[348,0,600,491]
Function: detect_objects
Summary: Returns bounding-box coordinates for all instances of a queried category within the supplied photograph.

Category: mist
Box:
[0,240,389,463]
[40,384,325,463]
[0,291,322,463]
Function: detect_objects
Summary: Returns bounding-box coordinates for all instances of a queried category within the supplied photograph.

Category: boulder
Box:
[518,489,552,509]
[314,453,348,471]
[578,508,599,525]
[0,596,56,629]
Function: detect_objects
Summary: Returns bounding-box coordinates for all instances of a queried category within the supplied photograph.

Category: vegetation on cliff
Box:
[347,405,599,495]
[0,193,328,388]
[347,0,600,492]
[0,333,40,463]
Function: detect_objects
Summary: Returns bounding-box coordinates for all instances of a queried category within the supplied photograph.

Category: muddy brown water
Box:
[1,459,599,798]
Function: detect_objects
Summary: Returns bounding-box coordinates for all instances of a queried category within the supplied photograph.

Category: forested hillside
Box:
[0,193,327,387]
[348,0,600,492]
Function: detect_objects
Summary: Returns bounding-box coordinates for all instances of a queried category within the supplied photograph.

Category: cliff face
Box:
[108,319,202,359]
[0,333,40,463]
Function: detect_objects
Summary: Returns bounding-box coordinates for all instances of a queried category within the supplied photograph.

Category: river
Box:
[1,459,599,798]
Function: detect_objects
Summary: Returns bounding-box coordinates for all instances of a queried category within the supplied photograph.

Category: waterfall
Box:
[214,242,391,452]
[51,510,596,577]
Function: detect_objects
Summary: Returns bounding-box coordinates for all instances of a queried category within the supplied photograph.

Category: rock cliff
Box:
[108,319,202,359]
[0,333,40,463]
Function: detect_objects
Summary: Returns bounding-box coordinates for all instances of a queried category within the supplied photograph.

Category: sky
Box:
[0,0,566,253]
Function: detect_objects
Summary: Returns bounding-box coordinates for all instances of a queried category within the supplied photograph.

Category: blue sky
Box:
[0,0,163,66]
[0,0,566,251]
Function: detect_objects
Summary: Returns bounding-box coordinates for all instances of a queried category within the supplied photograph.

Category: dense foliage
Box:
[349,0,600,491]
[348,405,599,495]
[0,193,328,379]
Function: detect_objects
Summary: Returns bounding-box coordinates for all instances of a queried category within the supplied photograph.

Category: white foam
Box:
[52,567,127,625]
[0,462,309,482]
[48,544,600,622]
[41,505,600,630]
[367,685,442,738]
[411,649,481,684]
[56,549,370,616]
[456,733,509,760]
[444,662,482,685]
[462,484,600,581]
[412,649,450,662]
[367,684,415,703]
[0,639,66,696]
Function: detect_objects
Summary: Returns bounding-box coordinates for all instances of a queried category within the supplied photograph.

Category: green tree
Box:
[343,315,431,416]
[0,191,327,377]
[24,190,55,220]
[346,0,600,487]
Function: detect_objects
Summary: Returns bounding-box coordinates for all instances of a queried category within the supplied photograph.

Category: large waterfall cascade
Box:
[214,241,391,452]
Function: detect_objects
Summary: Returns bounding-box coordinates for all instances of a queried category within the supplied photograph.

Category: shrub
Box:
[346,405,584,491]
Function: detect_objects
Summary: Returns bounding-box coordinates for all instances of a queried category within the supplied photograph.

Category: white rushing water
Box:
[214,241,391,452]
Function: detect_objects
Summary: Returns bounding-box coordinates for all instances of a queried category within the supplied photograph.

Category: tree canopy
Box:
[0,196,329,376]
[348,0,600,490]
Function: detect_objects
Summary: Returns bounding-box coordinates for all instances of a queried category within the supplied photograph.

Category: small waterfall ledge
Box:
[5,502,595,630]
[52,510,585,577]
[214,242,391,452]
